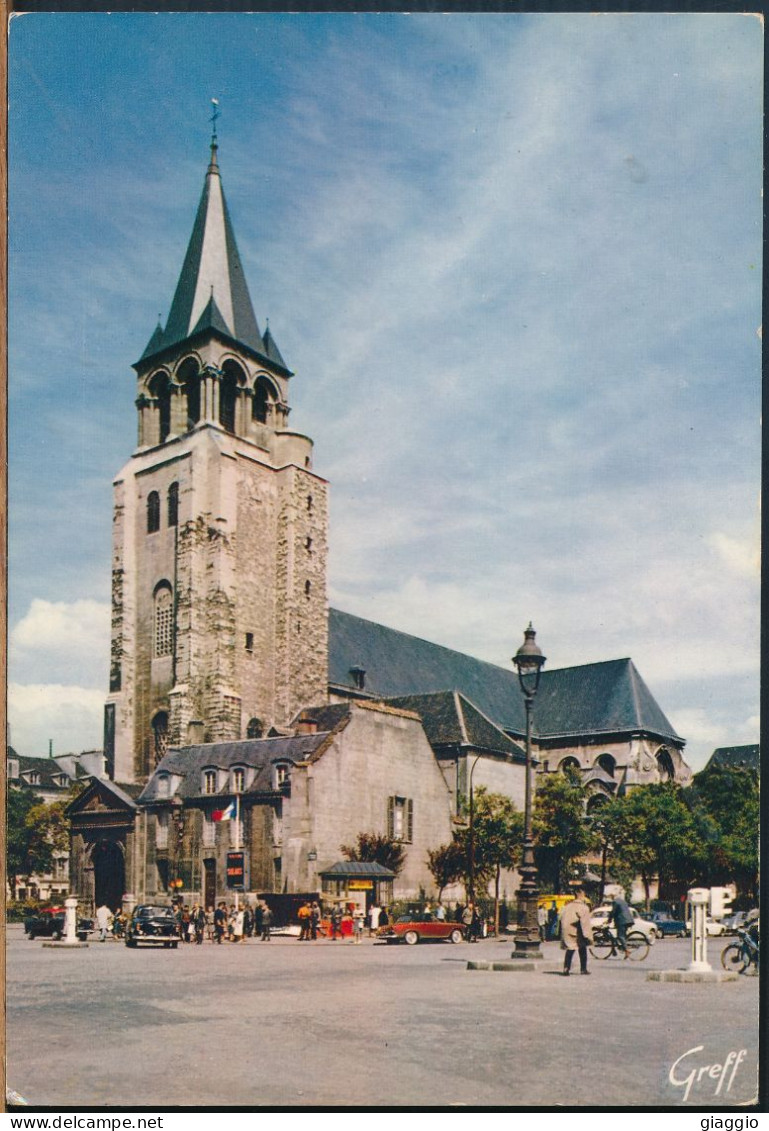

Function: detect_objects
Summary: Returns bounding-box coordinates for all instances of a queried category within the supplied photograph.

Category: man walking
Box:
[560,888,594,975]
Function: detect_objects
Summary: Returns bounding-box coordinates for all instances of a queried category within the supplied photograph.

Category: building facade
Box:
[67,135,691,914]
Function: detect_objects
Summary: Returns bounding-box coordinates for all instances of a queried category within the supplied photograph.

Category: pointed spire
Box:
[142,112,265,363]
[262,319,288,369]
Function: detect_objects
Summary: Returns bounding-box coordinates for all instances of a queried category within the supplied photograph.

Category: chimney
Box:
[187,721,206,745]
[295,717,318,736]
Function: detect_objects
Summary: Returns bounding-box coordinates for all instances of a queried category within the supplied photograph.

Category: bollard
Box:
[63,895,79,943]
[687,887,711,972]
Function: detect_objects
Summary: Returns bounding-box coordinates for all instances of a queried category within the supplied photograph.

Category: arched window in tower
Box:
[152,711,169,766]
[178,358,201,431]
[253,375,278,424]
[147,492,160,534]
[153,582,174,658]
[167,482,179,528]
[246,718,263,739]
[149,371,172,443]
[220,360,245,434]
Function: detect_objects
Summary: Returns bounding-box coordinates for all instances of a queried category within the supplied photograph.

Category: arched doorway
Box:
[93,840,125,911]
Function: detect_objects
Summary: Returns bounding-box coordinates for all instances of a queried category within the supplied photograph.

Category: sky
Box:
[8,11,762,771]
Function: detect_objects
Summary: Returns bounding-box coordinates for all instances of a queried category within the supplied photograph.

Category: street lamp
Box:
[467,753,483,906]
[512,623,546,960]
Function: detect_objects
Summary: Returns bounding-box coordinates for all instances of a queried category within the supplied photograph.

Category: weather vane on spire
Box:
[210,98,220,142]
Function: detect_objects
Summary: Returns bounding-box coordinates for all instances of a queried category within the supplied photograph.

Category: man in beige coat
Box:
[560,888,594,976]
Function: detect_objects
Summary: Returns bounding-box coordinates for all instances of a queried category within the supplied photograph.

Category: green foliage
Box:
[426,840,465,899]
[685,766,759,898]
[533,768,597,892]
[600,783,708,905]
[340,832,406,876]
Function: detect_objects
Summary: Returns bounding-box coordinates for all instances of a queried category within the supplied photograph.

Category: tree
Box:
[340,832,406,876]
[601,783,707,907]
[685,766,760,901]
[470,788,524,934]
[426,840,465,900]
[7,792,70,899]
[533,767,597,892]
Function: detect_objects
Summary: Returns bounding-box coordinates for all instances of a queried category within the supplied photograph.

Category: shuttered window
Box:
[387,796,413,843]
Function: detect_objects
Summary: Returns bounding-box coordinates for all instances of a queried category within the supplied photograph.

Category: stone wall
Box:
[283,704,454,899]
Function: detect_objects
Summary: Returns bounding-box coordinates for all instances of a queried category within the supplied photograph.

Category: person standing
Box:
[330,903,343,940]
[435,903,446,922]
[310,902,321,941]
[192,904,206,945]
[609,891,635,953]
[233,906,245,943]
[353,907,364,943]
[260,901,272,941]
[298,901,311,941]
[95,903,112,943]
[560,888,594,975]
[462,903,474,940]
[213,902,227,945]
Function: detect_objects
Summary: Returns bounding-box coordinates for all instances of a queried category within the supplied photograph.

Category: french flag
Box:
[212,801,236,822]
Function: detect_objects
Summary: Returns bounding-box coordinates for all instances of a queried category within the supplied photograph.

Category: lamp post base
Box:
[512,879,543,961]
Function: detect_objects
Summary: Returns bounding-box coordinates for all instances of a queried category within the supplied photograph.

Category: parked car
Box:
[377,913,464,946]
[683,915,726,937]
[722,911,758,936]
[26,906,92,942]
[640,911,688,938]
[125,904,179,948]
[589,905,656,942]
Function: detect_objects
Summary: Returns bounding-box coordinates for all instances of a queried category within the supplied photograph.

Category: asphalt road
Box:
[6,924,759,1110]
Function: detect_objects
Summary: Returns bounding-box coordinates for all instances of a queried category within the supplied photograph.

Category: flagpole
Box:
[234,792,240,912]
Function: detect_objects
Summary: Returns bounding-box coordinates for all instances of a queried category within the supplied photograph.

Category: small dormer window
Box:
[232,767,245,793]
[156,773,170,799]
[274,763,289,789]
[350,666,366,690]
[203,769,218,795]
[25,771,40,786]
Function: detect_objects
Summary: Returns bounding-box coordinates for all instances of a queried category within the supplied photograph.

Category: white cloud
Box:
[10,599,110,687]
[8,682,105,757]
[707,531,760,579]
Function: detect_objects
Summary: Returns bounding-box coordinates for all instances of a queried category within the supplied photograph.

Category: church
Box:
[67,132,691,915]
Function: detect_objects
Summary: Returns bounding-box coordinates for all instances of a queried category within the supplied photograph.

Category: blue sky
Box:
[8,12,762,770]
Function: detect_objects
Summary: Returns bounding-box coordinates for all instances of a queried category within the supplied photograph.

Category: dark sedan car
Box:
[641,911,688,938]
[125,904,179,948]
[26,906,92,942]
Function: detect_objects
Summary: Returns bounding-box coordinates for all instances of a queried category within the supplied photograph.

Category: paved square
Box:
[6,926,759,1108]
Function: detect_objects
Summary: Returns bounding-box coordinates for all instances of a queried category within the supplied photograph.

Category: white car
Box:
[590,905,657,942]
[685,917,726,937]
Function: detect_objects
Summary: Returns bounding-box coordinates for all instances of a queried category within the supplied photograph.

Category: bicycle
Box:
[589,925,650,961]
[721,927,759,975]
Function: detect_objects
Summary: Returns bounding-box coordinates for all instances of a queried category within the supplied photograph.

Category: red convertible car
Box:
[378,913,464,945]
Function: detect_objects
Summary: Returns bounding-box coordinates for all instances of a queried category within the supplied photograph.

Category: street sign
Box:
[226,851,247,890]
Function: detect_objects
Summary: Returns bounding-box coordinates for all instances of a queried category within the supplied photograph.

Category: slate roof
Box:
[139,732,340,804]
[385,691,526,761]
[328,608,683,745]
[9,754,72,792]
[703,745,759,771]
[137,143,290,375]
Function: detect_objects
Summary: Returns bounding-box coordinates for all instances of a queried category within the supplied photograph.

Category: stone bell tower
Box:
[104,131,328,784]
